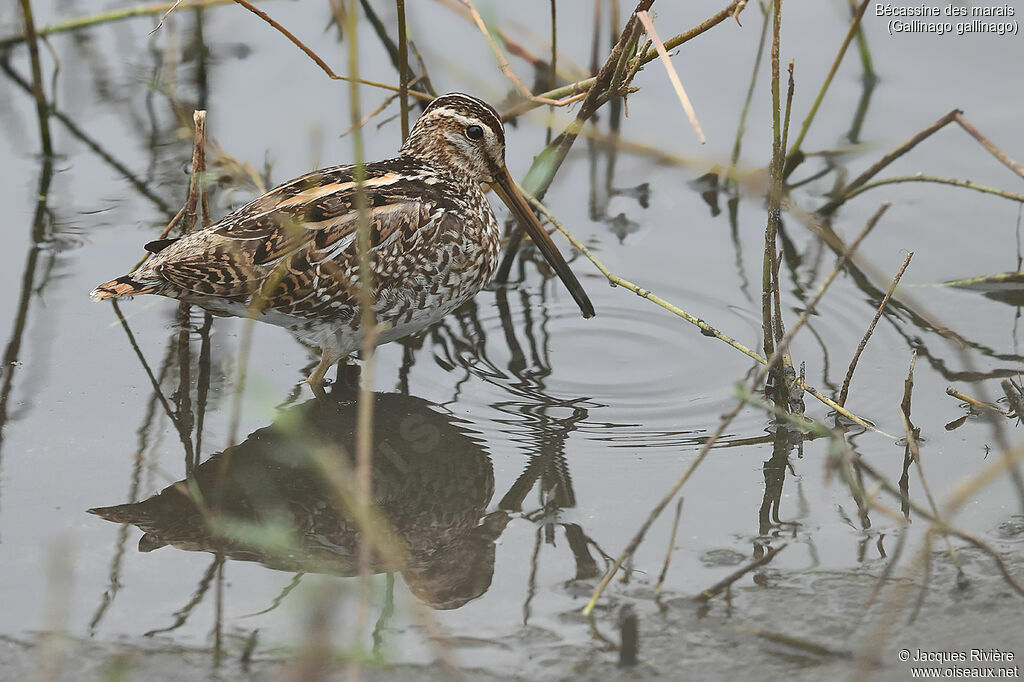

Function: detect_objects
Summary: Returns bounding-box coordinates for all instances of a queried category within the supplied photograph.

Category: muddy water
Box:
[1,1,1023,680]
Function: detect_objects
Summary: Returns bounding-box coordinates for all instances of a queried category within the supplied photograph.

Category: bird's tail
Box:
[90,274,158,301]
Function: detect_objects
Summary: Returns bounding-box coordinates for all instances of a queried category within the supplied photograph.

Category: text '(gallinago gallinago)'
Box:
[91,93,594,396]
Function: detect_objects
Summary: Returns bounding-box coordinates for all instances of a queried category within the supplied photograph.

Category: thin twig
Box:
[494,0,655,282]
[499,0,744,121]
[945,387,1009,415]
[229,0,432,101]
[839,174,1024,205]
[819,109,960,214]
[761,0,784,403]
[838,251,913,406]
[954,111,1024,180]
[654,497,684,596]
[396,0,409,141]
[458,0,574,106]
[784,0,870,173]
[1001,380,1024,420]
[694,544,788,602]
[635,10,705,143]
[525,191,893,438]
[582,202,892,616]
[149,0,183,34]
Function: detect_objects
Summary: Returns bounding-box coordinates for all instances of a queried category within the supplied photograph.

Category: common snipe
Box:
[92,93,594,395]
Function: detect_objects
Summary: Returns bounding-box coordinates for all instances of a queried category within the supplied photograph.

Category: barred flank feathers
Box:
[89,275,157,301]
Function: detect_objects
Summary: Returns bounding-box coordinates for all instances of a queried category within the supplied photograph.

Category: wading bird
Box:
[91,93,594,395]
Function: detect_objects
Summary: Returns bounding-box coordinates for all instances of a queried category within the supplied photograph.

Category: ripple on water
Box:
[440,289,772,450]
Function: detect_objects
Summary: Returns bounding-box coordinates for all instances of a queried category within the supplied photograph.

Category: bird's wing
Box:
[149,159,458,307]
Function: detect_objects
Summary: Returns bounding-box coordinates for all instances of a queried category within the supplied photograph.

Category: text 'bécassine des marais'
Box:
[875,3,1015,16]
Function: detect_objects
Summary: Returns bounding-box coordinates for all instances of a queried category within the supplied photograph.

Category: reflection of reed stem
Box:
[784,0,870,173]
[17,0,52,156]
[583,201,896,616]
[523,190,889,438]
[838,251,913,407]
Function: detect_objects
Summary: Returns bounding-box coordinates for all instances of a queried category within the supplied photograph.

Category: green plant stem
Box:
[1,0,241,48]
[841,175,1024,204]
[818,109,960,214]
[582,201,893,616]
[784,0,870,173]
[728,2,772,183]
[523,191,893,439]
[849,0,875,80]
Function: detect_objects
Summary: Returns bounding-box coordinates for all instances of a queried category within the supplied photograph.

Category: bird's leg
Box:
[307,347,342,398]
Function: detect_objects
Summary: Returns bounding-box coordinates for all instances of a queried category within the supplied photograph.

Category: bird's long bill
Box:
[492,167,595,318]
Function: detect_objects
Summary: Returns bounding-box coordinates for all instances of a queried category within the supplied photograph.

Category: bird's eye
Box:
[465,124,484,141]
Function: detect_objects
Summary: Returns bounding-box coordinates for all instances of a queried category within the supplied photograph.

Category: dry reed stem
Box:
[782,60,794,156]
[0,0,244,47]
[734,625,851,658]
[525,191,893,438]
[819,109,960,214]
[840,174,1024,204]
[182,111,208,233]
[761,0,783,377]
[944,386,1009,415]
[838,251,913,407]
[582,202,892,616]
[853,452,1024,609]
[653,497,684,596]
[843,469,1024,643]
[635,10,705,144]
[954,111,1024,180]
[114,112,211,458]
[694,544,788,602]
[1000,380,1024,420]
[458,0,578,107]
[851,450,1024,678]
[229,0,432,101]
[109,301,181,432]
[342,2,377,677]
[339,91,401,139]
[546,0,557,144]
[499,0,745,121]
[149,0,182,34]
[494,0,654,282]
[396,0,409,141]
[130,110,214,273]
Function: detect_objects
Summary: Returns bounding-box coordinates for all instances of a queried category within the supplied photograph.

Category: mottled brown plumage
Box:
[92,93,593,394]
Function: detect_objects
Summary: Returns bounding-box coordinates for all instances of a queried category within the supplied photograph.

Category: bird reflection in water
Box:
[89,391,508,610]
